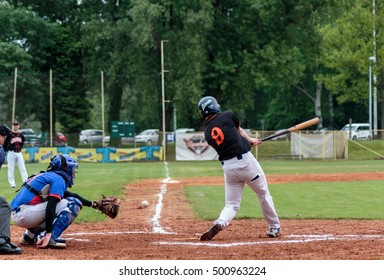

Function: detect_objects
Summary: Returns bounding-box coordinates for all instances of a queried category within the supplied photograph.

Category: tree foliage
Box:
[0,0,382,137]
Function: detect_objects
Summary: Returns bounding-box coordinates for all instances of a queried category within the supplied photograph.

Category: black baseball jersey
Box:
[203,111,251,161]
[8,132,25,152]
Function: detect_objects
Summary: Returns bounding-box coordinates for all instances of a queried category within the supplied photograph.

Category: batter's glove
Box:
[92,195,120,219]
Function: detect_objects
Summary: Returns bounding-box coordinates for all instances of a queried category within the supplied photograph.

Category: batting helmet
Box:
[198,96,221,118]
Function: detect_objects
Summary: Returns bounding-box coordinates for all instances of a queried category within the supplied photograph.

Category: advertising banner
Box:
[175,132,218,161]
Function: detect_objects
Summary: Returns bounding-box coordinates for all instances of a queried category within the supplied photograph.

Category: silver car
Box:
[134,129,159,145]
[79,129,105,144]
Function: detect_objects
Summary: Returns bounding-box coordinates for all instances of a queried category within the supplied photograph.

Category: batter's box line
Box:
[287,234,384,239]
[62,230,177,237]
[153,234,384,248]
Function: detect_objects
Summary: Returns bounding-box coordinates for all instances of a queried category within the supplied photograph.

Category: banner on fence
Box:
[24,146,163,163]
[175,132,218,161]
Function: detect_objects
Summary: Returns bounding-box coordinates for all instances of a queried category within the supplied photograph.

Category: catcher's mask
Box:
[198,96,221,119]
[47,154,78,187]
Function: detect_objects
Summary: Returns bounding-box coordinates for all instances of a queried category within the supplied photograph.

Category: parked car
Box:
[103,135,110,144]
[55,132,67,145]
[37,132,67,146]
[103,135,134,144]
[341,123,371,140]
[134,129,159,145]
[175,128,195,133]
[79,129,105,144]
[121,136,135,144]
[19,128,39,146]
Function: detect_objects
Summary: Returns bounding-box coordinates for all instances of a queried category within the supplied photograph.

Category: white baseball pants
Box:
[7,151,28,187]
[11,199,69,229]
[216,151,280,230]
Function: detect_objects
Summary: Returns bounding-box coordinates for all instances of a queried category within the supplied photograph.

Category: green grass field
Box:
[1,159,383,223]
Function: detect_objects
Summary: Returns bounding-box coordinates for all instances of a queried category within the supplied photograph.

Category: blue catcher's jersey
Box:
[11,171,68,210]
[0,145,4,168]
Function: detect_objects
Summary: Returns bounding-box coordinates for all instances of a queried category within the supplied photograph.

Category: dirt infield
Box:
[2,172,384,260]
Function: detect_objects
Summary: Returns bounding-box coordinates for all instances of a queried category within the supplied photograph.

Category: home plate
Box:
[167,180,180,184]
[161,179,180,184]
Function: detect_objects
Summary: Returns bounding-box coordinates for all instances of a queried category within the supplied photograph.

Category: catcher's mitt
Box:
[92,195,120,219]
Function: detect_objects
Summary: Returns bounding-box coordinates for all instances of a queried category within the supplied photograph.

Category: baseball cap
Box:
[12,120,19,126]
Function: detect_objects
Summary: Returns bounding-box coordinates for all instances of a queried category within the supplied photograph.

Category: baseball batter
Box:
[198,96,280,241]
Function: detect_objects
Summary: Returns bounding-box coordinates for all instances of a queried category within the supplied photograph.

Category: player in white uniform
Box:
[198,96,280,241]
[7,120,28,188]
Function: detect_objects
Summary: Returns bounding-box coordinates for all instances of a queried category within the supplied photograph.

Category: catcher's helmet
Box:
[47,154,78,187]
[198,96,221,118]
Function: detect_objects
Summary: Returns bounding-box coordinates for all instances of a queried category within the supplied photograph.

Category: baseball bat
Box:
[261,117,320,142]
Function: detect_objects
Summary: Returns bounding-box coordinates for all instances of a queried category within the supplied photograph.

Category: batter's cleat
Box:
[200,224,223,241]
[266,227,281,238]
[47,239,67,249]
[19,234,38,245]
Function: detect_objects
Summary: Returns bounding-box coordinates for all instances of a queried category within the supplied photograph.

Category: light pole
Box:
[369,56,375,139]
[161,40,169,161]
[371,0,378,137]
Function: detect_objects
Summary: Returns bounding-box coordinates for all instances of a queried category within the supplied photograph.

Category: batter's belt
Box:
[221,152,249,165]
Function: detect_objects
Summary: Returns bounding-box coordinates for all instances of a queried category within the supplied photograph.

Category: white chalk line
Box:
[61,230,384,246]
[153,234,384,248]
[151,161,178,234]
[61,230,177,242]
[62,161,178,242]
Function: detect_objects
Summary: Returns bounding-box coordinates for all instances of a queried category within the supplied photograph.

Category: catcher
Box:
[10,154,119,249]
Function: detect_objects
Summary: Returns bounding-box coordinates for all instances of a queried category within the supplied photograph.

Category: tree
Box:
[5,0,91,136]
[0,2,55,127]
[318,0,383,131]
[203,0,330,129]
[81,0,213,133]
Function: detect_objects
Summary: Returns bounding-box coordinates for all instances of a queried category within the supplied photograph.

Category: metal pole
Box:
[373,73,377,136]
[50,69,53,146]
[12,67,17,122]
[372,0,378,136]
[161,40,168,162]
[369,61,372,138]
[173,104,177,132]
[101,71,105,147]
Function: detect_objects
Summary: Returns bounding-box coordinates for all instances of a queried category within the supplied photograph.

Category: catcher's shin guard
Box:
[51,197,82,240]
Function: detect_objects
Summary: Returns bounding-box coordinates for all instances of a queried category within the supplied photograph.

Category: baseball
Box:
[141,200,149,208]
